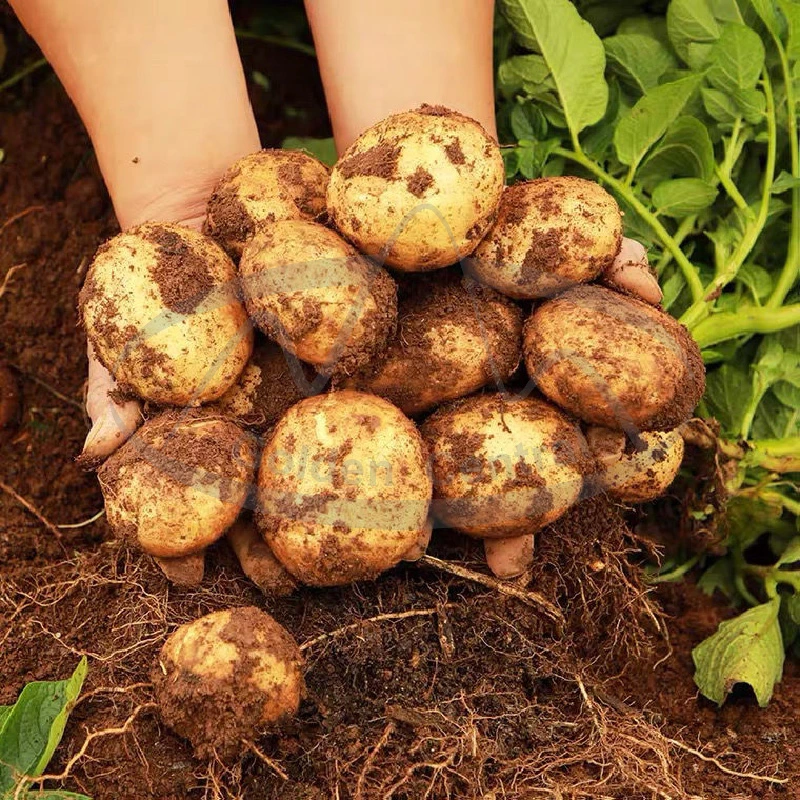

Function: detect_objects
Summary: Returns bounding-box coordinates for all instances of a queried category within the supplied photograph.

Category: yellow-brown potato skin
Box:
[257,391,432,586]
[154,607,304,758]
[98,411,257,558]
[79,223,252,406]
[327,105,505,271]
[204,148,330,258]
[523,285,705,431]
[471,177,623,299]
[421,394,589,538]
[239,220,397,375]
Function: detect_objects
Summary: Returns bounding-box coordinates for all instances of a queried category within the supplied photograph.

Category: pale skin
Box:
[10,0,661,579]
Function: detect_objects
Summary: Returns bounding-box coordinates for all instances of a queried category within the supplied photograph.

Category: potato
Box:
[327,105,504,271]
[344,269,523,415]
[154,607,303,758]
[523,285,705,431]
[204,149,329,258]
[421,394,589,538]
[98,411,257,558]
[80,223,252,406]
[210,338,316,431]
[587,426,685,503]
[240,220,397,375]
[153,551,205,587]
[470,177,622,299]
[227,517,297,596]
[257,391,432,586]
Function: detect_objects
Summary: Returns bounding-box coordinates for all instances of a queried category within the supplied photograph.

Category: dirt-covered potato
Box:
[257,391,432,586]
[227,517,297,596]
[210,338,315,431]
[327,105,504,271]
[470,177,623,299]
[98,411,257,558]
[421,394,589,538]
[344,270,523,415]
[204,149,330,258]
[240,220,397,375]
[524,285,705,431]
[154,607,303,758]
[80,223,252,406]
[587,427,685,503]
[153,552,205,587]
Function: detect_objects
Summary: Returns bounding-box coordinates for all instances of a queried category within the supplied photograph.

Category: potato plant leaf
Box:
[497,54,553,98]
[614,74,703,169]
[667,0,721,63]
[0,658,88,793]
[705,23,766,92]
[281,136,337,167]
[693,598,784,706]
[500,0,608,139]
[604,33,678,94]
[638,117,716,186]
[652,177,718,217]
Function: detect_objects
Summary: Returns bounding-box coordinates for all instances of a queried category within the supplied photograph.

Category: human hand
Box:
[484,237,662,578]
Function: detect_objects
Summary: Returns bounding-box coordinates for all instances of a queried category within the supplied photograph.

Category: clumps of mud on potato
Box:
[257,391,432,586]
[98,410,257,558]
[344,269,523,415]
[154,606,304,759]
[239,219,397,375]
[523,285,705,431]
[421,394,590,538]
[471,177,623,298]
[79,222,252,406]
[204,149,330,258]
[327,105,505,271]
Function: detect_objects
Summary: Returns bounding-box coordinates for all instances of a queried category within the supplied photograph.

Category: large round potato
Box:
[154,607,304,758]
[204,149,329,258]
[345,270,523,415]
[98,411,257,558]
[257,391,432,586]
[471,177,623,299]
[524,285,705,431]
[210,338,316,431]
[80,223,252,406]
[421,394,589,538]
[240,220,397,375]
[327,105,505,271]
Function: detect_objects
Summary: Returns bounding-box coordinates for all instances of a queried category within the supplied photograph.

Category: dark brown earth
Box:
[1,9,799,800]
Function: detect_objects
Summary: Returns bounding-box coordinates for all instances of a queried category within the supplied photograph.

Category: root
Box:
[244,741,288,781]
[0,264,26,302]
[0,479,64,542]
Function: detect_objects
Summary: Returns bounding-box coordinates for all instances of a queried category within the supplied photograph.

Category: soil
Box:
[1,9,799,800]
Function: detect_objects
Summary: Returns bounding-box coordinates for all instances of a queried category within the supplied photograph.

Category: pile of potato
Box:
[80,104,704,756]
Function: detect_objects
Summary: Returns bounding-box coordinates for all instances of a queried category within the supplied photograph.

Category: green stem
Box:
[680,71,778,330]
[646,554,701,584]
[0,57,49,94]
[715,118,751,214]
[234,29,317,57]
[767,47,800,308]
[655,215,696,276]
[554,147,704,302]
[690,303,800,347]
[715,163,750,213]
[740,379,768,441]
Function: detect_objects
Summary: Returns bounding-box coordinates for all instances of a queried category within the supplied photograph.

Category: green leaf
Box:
[732,87,767,122]
[497,54,553,98]
[737,261,774,301]
[693,598,784,706]
[701,86,740,121]
[709,0,747,24]
[614,74,703,169]
[604,34,678,95]
[667,0,721,63]
[515,138,561,179]
[772,170,800,194]
[748,0,785,40]
[706,24,766,92]
[698,557,740,601]
[510,103,548,141]
[704,363,750,435]
[777,536,800,568]
[0,659,88,791]
[779,0,800,61]
[788,592,800,625]
[0,708,11,734]
[652,178,719,217]
[751,391,800,438]
[638,116,716,186]
[618,15,671,42]
[281,136,337,167]
[500,0,608,139]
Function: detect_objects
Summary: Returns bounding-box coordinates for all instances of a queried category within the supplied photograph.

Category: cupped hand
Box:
[484,237,662,578]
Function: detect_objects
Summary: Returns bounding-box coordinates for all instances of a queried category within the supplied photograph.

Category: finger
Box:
[484,533,534,579]
[601,237,662,305]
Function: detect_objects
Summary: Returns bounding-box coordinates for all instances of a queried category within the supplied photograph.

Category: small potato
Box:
[153,552,205,587]
[227,517,297,596]
[523,285,705,431]
[154,607,303,758]
[470,177,623,299]
[204,149,330,257]
[240,220,397,375]
[345,270,523,415]
[327,105,505,271]
[80,223,252,406]
[421,394,589,538]
[257,391,432,586]
[210,338,316,431]
[98,411,257,558]
[587,427,685,503]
